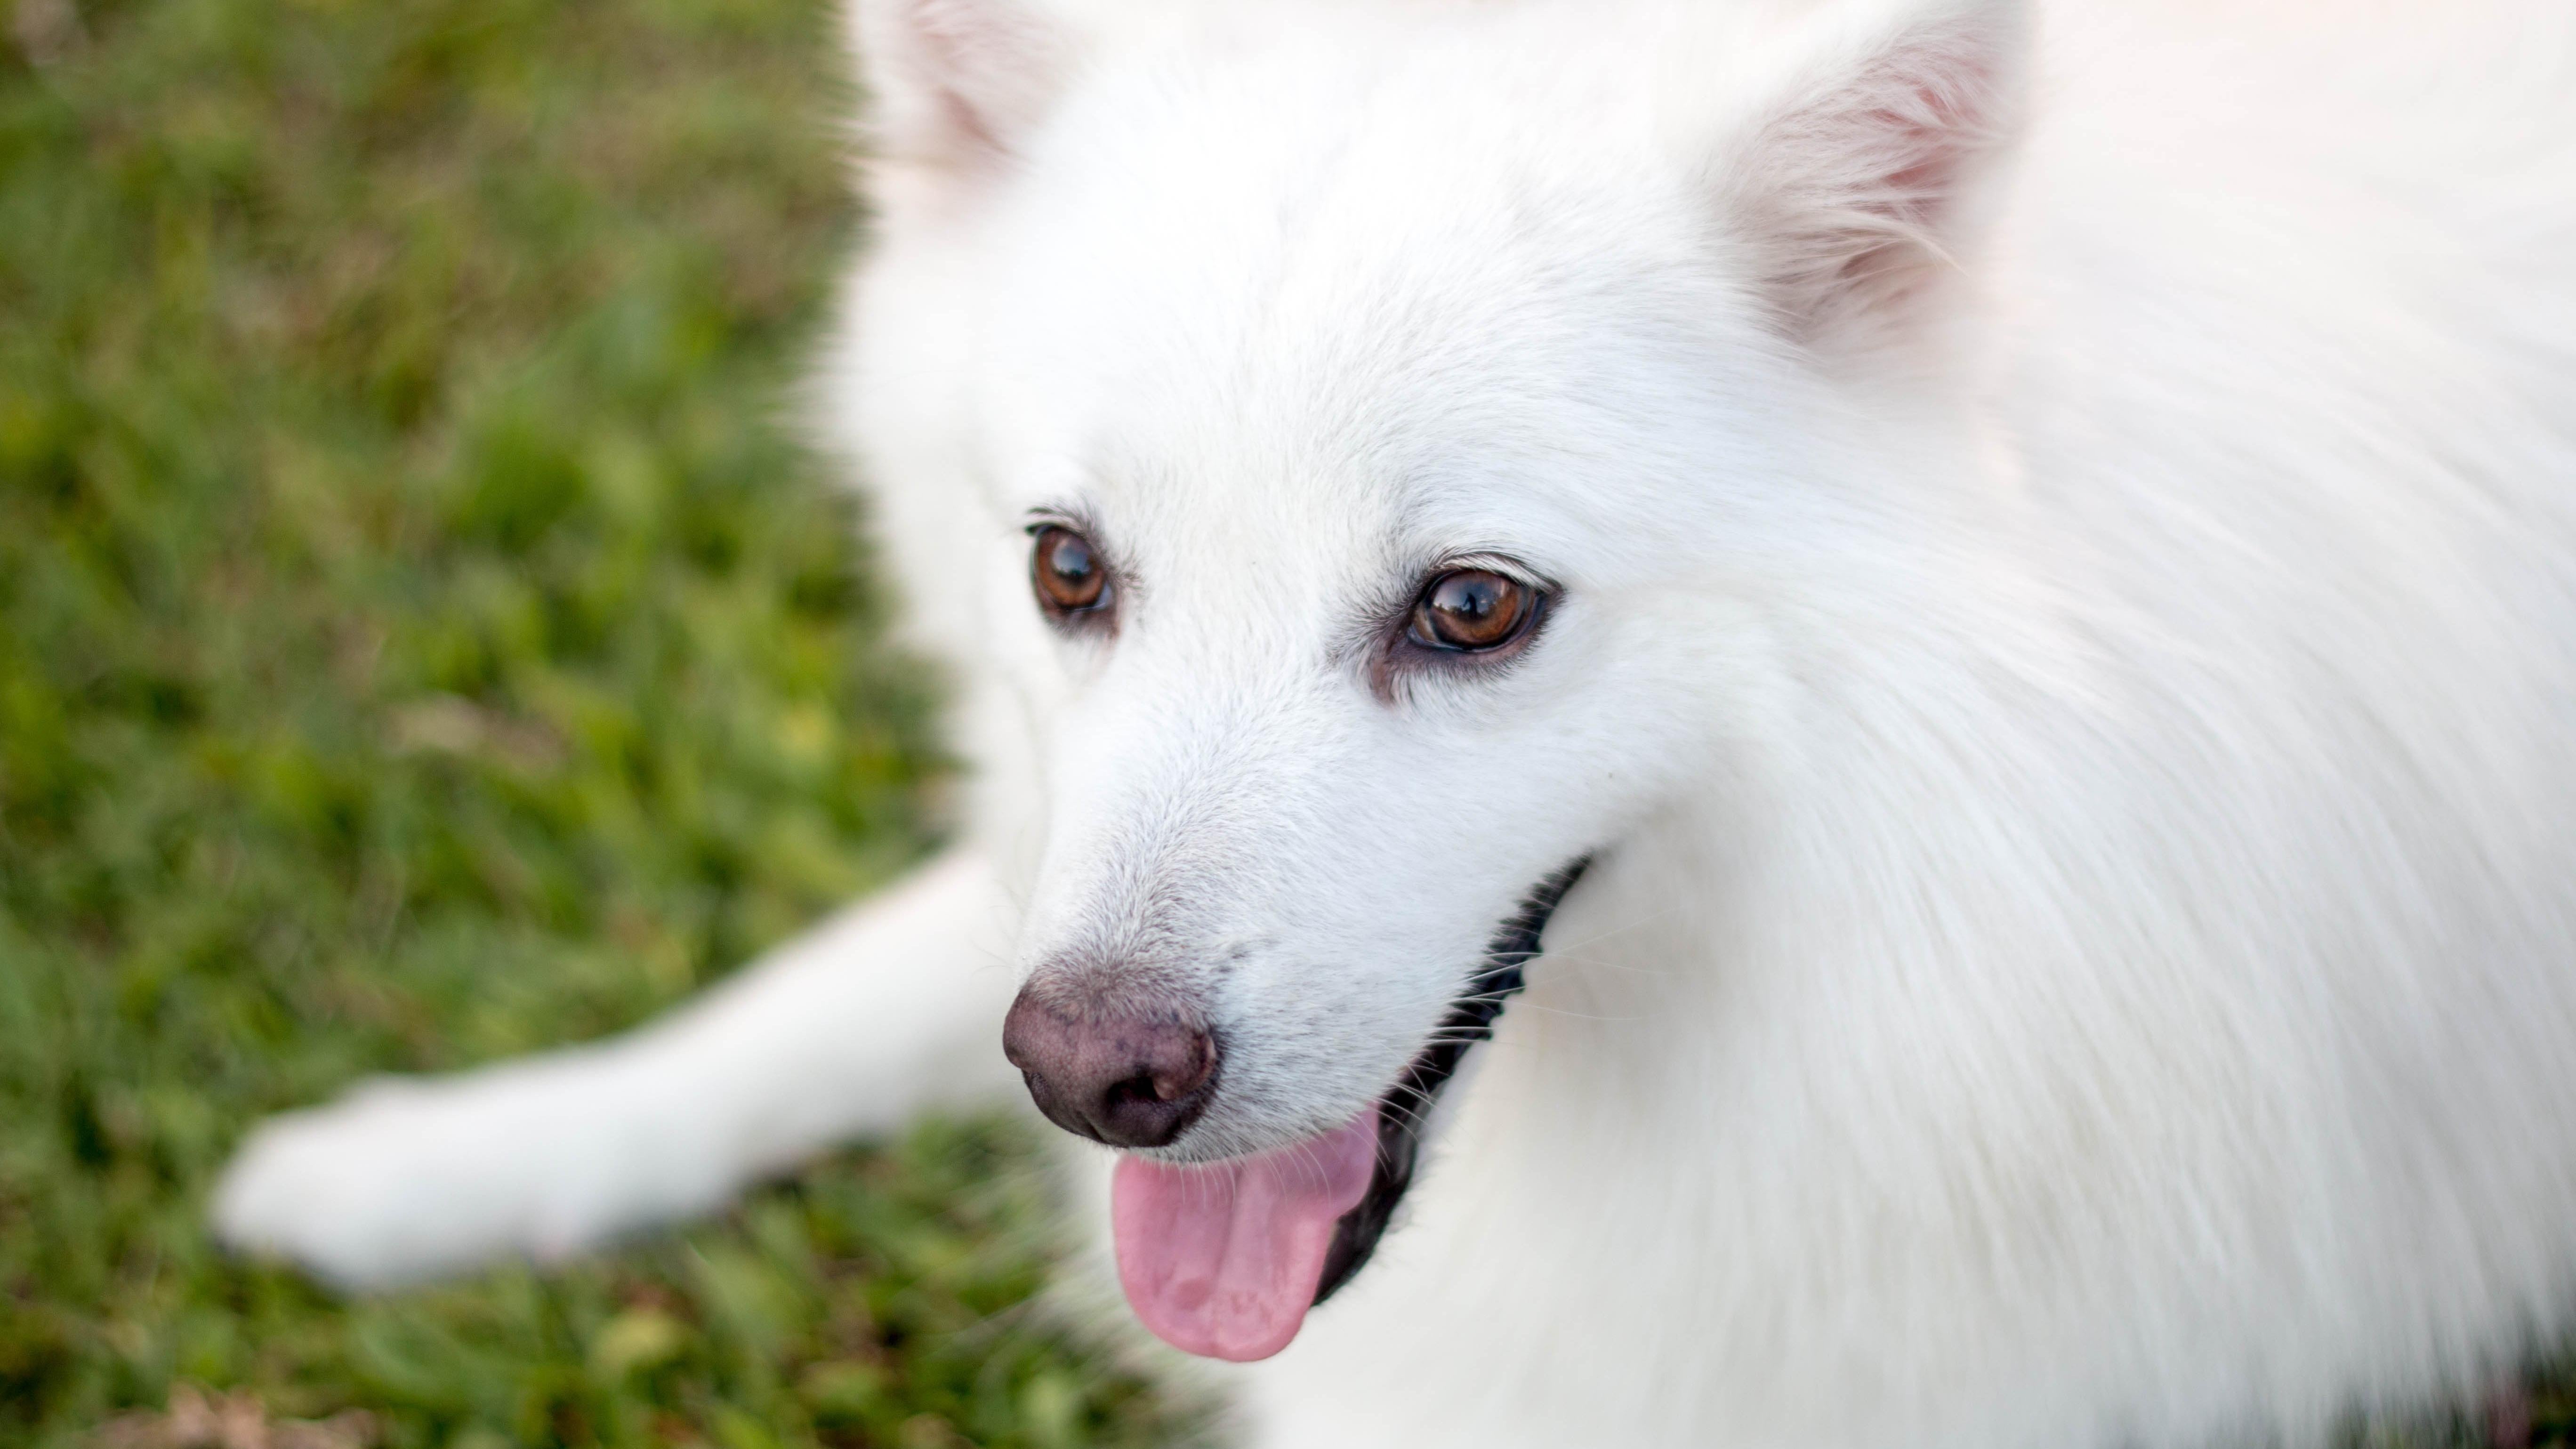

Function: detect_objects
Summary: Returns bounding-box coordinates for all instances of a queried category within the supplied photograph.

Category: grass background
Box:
[0,0,1184,1442]
[6,0,2576,1444]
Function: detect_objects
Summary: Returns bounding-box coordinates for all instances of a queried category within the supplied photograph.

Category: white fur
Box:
[217,1,2576,1445]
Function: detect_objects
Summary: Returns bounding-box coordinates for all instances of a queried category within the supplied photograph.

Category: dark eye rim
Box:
[1026,520,1118,629]
[1370,555,1555,699]
[1405,566,1546,654]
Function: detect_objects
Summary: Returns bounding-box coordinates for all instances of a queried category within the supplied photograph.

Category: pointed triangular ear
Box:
[1710,0,2028,346]
[849,0,1080,195]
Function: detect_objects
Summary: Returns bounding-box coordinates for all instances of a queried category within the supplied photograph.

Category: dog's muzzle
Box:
[1030,856,1593,1361]
[1312,856,1591,1303]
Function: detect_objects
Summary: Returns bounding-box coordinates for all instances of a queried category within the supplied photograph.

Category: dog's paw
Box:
[213,1063,724,1289]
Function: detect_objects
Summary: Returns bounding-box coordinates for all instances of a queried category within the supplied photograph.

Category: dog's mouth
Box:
[1109,859,1591,1361]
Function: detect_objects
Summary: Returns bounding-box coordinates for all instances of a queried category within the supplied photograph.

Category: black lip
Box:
[1310,856,1592,1306]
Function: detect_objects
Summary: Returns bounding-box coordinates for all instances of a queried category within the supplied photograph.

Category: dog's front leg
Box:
[213,847,1022,1288]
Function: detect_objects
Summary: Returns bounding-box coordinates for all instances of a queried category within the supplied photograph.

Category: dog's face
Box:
[970,72,1790,1166]
[837,0,2021,1355]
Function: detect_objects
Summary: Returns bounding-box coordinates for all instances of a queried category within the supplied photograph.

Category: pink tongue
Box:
[1111,1110,1380,1361]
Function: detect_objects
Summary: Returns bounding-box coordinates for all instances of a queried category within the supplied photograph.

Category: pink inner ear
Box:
[908,0,1018,153]
[1869,62,1995,231]
[1737,7,2024,338]
[865,0,1072,172]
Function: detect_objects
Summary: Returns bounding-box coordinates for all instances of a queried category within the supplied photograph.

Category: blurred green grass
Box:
[11,0,2576,1444]
[0,0,1180,1443]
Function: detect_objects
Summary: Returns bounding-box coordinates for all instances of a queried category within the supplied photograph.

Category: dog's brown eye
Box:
[1411,569,1533,652]
[1032,526,1108,615]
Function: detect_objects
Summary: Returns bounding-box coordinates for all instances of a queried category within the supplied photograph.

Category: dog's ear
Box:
[1703,0,2028,347]
[849,0,1080,201]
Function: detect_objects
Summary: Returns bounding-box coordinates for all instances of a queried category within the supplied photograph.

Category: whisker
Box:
[1536,902,1689,959]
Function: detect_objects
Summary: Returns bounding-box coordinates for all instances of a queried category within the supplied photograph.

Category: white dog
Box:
[216,0,2576,1444]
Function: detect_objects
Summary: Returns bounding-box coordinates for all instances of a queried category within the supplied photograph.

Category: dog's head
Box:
[831,0,2026,1360]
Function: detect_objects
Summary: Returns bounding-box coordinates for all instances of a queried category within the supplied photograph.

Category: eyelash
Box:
[1369,561,1554,700]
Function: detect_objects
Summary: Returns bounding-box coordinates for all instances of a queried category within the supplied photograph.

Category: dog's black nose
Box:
[1002,989,1217,1149]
